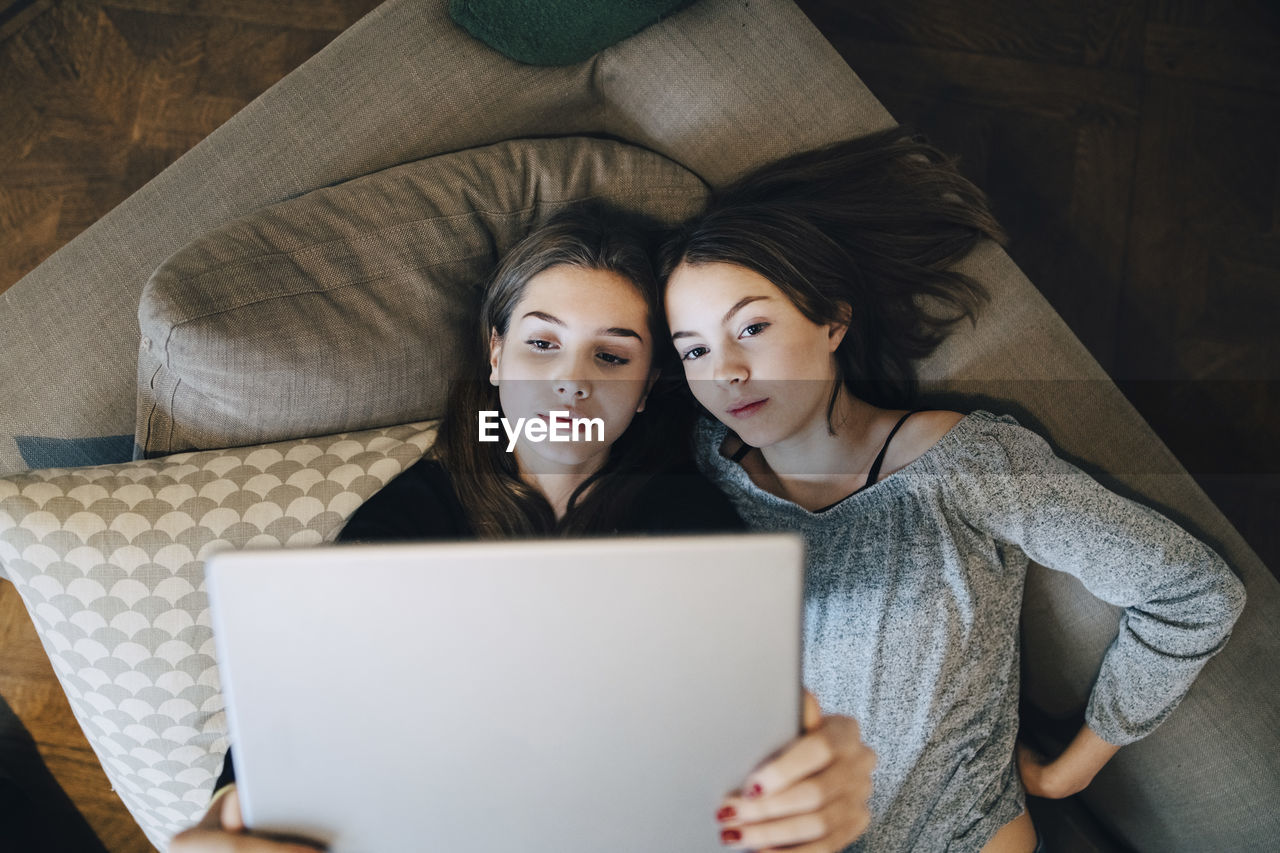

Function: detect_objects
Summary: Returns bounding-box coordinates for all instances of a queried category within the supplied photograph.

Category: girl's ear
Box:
[827,304,852,352]
[636,368,661,413]
[488,328,503,386]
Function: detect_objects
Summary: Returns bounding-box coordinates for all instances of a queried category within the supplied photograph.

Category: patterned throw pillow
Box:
[0,422,436,848]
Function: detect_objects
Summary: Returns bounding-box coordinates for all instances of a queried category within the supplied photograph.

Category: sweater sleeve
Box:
[945,411,1246,745]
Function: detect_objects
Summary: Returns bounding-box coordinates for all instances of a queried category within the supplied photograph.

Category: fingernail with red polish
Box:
[746,782,764,799]
[716,805,736,822]
[721,828,742,844]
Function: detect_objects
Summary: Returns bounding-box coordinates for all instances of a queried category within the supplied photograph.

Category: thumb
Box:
[803,690,822,731]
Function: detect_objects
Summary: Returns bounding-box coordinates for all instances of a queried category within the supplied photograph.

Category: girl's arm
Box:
[951,413,1247,753]
[1016,725,1120,799]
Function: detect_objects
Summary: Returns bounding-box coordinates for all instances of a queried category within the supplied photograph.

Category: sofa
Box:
[0,0,1276,850]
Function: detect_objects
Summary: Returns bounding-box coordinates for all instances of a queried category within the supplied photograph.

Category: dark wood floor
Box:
[793,0,1279,578]
[0,0,1277,850]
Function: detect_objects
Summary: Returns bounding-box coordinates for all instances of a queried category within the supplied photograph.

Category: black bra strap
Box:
[864,409,921,488]
[730,408,925,489]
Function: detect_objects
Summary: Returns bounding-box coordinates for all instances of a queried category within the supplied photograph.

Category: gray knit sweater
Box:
[693,410,1246,853]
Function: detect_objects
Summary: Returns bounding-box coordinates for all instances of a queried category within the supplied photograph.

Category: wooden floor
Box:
[1,0,1277,850]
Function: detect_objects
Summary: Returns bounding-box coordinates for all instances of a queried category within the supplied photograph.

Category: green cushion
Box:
[449,0,697,65]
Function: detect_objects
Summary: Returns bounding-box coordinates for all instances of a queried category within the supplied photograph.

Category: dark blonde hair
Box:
[659,127,1005,419]
[433,201,686,538]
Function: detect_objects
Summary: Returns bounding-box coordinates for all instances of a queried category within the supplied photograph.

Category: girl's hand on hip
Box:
[1017,725,1120,800]
[716,691,876,852]
[170,785,324,853]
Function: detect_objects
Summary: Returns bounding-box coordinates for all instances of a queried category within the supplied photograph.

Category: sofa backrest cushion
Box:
[0,422,435,845]
[135,136,707,457]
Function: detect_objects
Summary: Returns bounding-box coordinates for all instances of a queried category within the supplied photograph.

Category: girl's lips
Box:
[727,398,769,418]
[538,412,581,425]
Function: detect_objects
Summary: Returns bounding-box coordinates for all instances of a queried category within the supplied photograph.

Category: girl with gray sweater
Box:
[660,129,1246,853]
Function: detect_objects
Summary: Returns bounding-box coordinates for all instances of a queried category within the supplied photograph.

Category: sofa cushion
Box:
[0,422,435,847]
[135,136,707,458]
[449,0,697,65]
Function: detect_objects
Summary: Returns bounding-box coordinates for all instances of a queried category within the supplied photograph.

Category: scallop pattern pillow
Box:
[0,421,436,849]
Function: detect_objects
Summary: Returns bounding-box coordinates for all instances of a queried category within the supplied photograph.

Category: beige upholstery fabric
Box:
[0,423,435,847]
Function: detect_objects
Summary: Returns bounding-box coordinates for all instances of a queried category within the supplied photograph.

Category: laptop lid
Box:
[206,533,804,852]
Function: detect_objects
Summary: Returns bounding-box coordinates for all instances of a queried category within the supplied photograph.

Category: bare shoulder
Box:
[910,409,967,441]
[881,409,966,475]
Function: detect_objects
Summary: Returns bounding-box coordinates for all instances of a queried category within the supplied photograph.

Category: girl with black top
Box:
[173,203,877,853]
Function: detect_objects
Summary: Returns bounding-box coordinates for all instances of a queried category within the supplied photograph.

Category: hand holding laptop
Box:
[715,692,875,851]
[172,691,875,853]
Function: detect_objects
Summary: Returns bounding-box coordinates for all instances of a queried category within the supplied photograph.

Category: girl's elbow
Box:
[1221,569,1247,625]
[1201,560,1247,640]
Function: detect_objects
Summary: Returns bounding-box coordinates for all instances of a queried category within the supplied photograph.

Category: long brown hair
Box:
[658,126,1005,419]
[433,201,690,538]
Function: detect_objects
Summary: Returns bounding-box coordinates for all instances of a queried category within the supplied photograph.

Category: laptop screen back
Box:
[207,534,804,852]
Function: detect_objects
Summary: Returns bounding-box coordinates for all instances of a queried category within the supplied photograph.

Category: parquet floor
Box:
[0,0,1277,850]
[0,0,383,290]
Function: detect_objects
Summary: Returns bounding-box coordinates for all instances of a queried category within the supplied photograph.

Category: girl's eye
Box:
[681,346,709,362]
[526,339,556,351]
[597,352,630,366]
[741,322,769,338]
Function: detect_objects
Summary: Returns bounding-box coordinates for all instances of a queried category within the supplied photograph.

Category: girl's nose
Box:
[552,348,594,400]
[555,379,590,399]
[713,352,747,388]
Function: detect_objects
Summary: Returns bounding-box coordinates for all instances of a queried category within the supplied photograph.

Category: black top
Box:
[213,457,744,792]
[340,456,746,541]
[336,458,477,542]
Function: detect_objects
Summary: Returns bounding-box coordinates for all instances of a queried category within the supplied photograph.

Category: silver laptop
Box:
[206,534,804,852]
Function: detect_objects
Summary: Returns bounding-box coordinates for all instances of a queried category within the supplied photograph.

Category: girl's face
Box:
[489,264,656,474]
[665,261,847,449]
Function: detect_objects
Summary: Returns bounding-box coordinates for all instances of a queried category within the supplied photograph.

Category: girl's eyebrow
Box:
[600,327,644,342]
[521,311,644,343]
[670,295,771,340]
[723,295,771,324]
[521,310,565,326]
